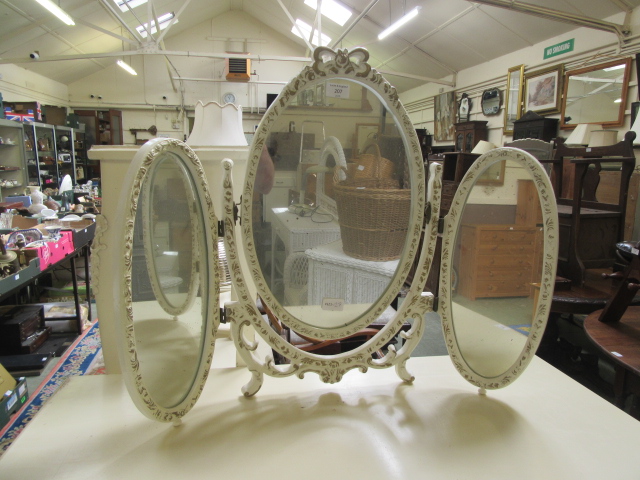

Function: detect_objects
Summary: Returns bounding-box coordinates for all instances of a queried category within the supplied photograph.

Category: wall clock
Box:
[222,92,236,104]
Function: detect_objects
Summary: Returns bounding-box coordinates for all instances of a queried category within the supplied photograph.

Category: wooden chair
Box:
[551,131,636,286]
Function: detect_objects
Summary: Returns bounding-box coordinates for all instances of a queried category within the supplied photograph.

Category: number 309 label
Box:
[326,82,350,99]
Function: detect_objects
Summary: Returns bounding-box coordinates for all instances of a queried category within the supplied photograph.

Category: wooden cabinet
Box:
[0,119,28,200]
[513,110,558,141]
[454,121,487,153]
[73,109,123,181]
[457,224,541,300]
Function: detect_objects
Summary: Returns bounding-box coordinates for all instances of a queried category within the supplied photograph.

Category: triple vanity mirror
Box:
[109,47,558,423]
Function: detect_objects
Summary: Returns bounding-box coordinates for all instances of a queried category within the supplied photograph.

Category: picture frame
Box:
[504,65,524,135]
[434,91,456,142]
[524,64,564,115]
[476,160,506,186]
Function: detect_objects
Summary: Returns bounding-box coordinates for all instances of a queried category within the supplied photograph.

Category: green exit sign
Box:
[544,39,574,59]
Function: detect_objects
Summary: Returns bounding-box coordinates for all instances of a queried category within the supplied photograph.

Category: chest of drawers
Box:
[457,224,541,300]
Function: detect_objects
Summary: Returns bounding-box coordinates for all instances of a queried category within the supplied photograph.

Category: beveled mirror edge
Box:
[240,46,425,342]
[438,147,558,391]
[113,138,220,422]
[141,158,200,317]
[560,57,631,130]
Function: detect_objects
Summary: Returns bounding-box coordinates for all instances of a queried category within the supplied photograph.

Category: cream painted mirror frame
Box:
[504,65,525,135]
[438,147,558,392]
[112,138,220,423]
[222,47,442,397]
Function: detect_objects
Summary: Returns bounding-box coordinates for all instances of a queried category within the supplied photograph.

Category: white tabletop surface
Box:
[1,355,639,479]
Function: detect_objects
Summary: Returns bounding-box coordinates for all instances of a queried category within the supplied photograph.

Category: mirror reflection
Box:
[130,153,209,407]
[451,160,544,377]
[481,88,501,116]
[561,58,630,128]
[253,78,411,328]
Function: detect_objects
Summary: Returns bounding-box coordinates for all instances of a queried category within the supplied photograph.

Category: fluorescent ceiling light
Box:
[378,6,421,40]
[115,0,148,12]
[604,64,625,72]
[304,0,352,26]
[34,0,75,26]
[291,19,331,46]
[117,60,137,75]
[614,98,622,103]
[136,12,176,38]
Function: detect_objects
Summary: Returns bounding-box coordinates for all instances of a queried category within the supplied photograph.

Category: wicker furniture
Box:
[305,239,398,305]
[270,207,341,287]
[457,224,542,300]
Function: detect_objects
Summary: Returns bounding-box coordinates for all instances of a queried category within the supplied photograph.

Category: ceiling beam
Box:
[0,50,313,65]
[0,0,107,69]
[468,0,631,39]
[156,0,191,44]
[99,0,145,43]
[331,0,379,49]
[276,0,314,51]
[377,69,455,87]
[74,18,138,46]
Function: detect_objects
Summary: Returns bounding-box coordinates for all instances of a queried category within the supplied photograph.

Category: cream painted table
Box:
[2,356,640,479]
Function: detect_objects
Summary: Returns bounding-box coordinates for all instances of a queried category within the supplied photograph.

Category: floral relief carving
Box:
[438,148,558,390]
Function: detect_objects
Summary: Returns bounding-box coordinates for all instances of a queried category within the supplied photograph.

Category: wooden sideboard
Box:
[458,224,541,300]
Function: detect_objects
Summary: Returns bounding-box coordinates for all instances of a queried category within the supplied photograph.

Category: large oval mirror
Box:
[439,148,558,389]
[114,138,219,422]
[242,47,423,343]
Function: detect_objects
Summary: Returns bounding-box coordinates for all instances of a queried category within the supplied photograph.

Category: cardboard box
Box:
[0,376,28,430]
[22,231,74,271]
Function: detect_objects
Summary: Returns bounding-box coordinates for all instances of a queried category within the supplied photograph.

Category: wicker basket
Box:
[350,143,395,180]
[333,170,411,261]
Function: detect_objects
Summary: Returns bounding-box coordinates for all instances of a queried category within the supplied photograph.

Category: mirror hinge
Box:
[437,217,444,234]
[220,307,227,324]
[217,220,225,237]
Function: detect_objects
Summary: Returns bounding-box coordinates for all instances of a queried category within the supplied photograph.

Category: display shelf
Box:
[23,122,59,188]
[0,118,28,200]
[55,125,76,185]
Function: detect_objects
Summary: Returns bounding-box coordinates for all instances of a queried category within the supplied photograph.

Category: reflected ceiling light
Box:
[614,98,622,103]
[115,0,148,12]
[291,19,332,46]
[604,64,625,72]
[117,59,137,76]
[34,0,75,26]
[304,0,352,26]
[136,12,176,38]
[378,6,420,40]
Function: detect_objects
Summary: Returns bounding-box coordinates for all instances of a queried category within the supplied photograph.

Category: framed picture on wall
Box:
[524,64,564,115]
[434,92,456,142]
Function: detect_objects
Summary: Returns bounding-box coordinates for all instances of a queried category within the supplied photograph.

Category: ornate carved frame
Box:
[438,147,558,391]
[113,138,220,423]
[223,47,442,396]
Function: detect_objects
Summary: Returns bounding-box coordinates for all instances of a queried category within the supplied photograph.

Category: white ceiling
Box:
[0,0,638,93]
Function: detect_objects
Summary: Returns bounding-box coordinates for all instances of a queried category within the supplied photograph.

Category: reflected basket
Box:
[333,173,411,262]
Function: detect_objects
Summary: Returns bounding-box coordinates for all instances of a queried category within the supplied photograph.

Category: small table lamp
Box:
[471,140,497,155]
[565,123,602,146]
[588,130,618,148]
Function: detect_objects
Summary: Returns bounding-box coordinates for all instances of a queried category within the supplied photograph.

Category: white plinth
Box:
[2,356,640,479]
